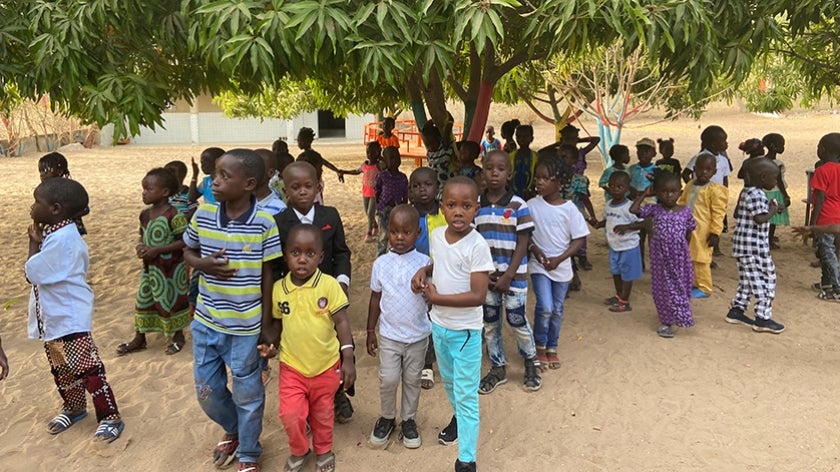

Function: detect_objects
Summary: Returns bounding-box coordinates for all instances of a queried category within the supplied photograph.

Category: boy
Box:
[683,126,731,254]
[725,158,785,333]
[183,149,283,472]
[599,144,630,201]
[262,225,355,472]
[273,161,355,422]
[591,172,645,312]
[254,148,287,215]
[411,177,495,472]
[475,151,541,394]
[374,146,409,256]
[366,205,431,448]
[480,126,501,156]
[409,166,447,389]
[458,140,482,180]
[421,119,456,197]
[629,138,658,198]
[678,152,728,299]
[165,160,198,219]
[189,146,225,204]
[810,133,840,301]
[509,124,538,200]
[26,178,124,442]
[376,116,401,149]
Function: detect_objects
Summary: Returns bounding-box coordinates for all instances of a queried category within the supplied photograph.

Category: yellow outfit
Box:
[678,181,728,294]
[273,270,349,377]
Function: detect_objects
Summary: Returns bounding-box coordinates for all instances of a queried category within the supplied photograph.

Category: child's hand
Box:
[27,224,43,245]
[191,157,199,178]
[784,196,792,208]
[200,249,237,280]
[791,226,812,241]
[421,283,438,304]
[366,332,378,357]
[411,268,428,293]
[491,272,512,293]
[340,356,356,392]
[707,234,720,248]
[337,171,345,183]
[587,218,600,228]
[643,186,655,198]
[613,224,629,234]
[769,199,780,215]
[257,343,277,359]
[135,243,147,259]
[543,256,561,271]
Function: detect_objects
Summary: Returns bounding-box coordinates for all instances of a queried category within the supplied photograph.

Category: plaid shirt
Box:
[732,187,770,258]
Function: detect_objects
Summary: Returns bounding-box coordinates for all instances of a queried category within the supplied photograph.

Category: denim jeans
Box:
[192,320,264,463]
[530,274,569,350]
[483,290,536,366]
[432,323,481,463]
[817,233,840,290]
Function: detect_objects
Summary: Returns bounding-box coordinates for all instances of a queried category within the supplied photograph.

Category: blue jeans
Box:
[192,320,264,463]
[817,233,840,290]
[432,323,481,463]
[530,274,569,351]
[483,290,536,366]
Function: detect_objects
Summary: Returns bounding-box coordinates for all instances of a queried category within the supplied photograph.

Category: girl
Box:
[736,138,766,186]
[37,152,88,235]
[631,173,696,338]
[762,133,790,248]
[500,119,520,153]
[527,158,590,369]
[340,141,383,242]
[655,138,681,176]
[117,168,190,355]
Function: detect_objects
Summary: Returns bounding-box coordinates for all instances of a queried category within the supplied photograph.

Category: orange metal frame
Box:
[364,120,463,167]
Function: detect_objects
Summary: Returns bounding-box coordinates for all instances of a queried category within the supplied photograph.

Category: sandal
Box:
[420,368,435,390]
[478,365,507,395]
[93,418,125,443]
[536,348,548,372]
[47,410,88,435]
[315,451,336,472]
[213,433,239,469]
[657,325,675,338]
[546,351,561,370]
[116,338,147,356]
[238,462,260,472]
[283,450,310,472]
[603,296,619,306]
[165,341,183,355]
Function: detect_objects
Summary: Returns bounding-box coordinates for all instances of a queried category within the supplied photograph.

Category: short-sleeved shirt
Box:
[370,249,432,343]
[603,199,643,251]
[257,192,287,216]
[475,191,534,292]
[811,161,840,225]
[183,200,283,335]
[480,138,501,156]
[415,205,447,256]
[170,186,197,216]
[509,150,538,199]
[374,169,408,212]
[429,227,495,330]
[376,133,400,149]
[361,162,379,198]
[274,270,349,377]
[527,197,591,282]
[629,163,657,192]
[655,157,682,176]
[732,187,770,258]
[686,151,731,185]
[198,175,217,204]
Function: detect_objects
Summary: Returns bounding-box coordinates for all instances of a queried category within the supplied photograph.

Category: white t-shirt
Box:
[527,197,591,282]
[603,199,643,251]
[429,227,494,330]
[686,151,731,186]
[370,249,432,343]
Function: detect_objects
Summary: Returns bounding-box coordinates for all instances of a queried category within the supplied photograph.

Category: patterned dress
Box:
[639,204,696,327]
[135,206,190,337]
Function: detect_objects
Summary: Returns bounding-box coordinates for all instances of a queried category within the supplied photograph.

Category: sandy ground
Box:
[2,107,840,472]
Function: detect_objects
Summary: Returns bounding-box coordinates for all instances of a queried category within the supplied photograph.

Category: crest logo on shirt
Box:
[318,297,328,309]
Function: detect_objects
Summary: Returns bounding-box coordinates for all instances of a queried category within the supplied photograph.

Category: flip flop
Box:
[315,451,336,472]
[165,341,183,355]
[93,418,125,443]
[213,434,239,469]
[116,340,147,356]
[47,411,88,435]
[283,450,311,472]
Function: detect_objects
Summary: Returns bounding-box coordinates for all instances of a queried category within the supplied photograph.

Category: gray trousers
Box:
[379,336,428,421]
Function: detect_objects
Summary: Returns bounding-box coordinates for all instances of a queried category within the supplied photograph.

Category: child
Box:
[510,124,538,200]
[655,138,681,176]
[724,158,785,333]
[366,205,431,448]
[261,225,355,472]
[26,178,124,442]
[189,146,225,205]
[629,138,658,197]
[411,177,494,472]
[165,160,198,220]
[678,152,728,299]
[421,119,456,197]
[590,171,645,312]
[500,119,520,153]
[254,148,288,215]
[270,138,295,201]
[560,144,597,271]
[458,140,482,180]
[376,116,401,149]
[340,141,383,243]
[558,123,600,176]
[682,126,731,187]
[475,150,541,394]
[809,133,840,301]
[116,168,190,356]
[409,166,447,389]
[480,126,502,156]
[183,149,283,471]
[630,173,696,338]
[736,138,766,186]
[527,158,589,368]
[375,146,409,255]
[37,152,88,235]
[599,144,631,201]
[273,161,355,423]
[296,127,348,204]
[763,133,791,248]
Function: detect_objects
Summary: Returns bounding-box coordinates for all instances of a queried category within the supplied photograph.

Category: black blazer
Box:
[274,205,352,281]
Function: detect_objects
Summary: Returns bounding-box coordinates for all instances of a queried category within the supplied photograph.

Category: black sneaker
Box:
[478,365,507,395]
[334,390,354,424]
[523,357,541,392]
[753,318,785,334]
[438,416,457,446]
[725,308,754,327]
[399,418,421,449]
[455,459,477,472]
[369,417,395,446]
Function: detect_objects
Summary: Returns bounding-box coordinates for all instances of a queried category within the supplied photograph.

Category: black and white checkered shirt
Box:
[732,187,770,258]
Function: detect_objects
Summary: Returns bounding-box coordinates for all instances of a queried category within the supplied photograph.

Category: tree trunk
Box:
[422,71,449,130]
[467,80,493,142]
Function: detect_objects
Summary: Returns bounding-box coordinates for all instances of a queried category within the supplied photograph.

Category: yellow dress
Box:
[678,181,727,293]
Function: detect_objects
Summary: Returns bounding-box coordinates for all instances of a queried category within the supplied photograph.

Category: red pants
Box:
[278,361,340,456]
